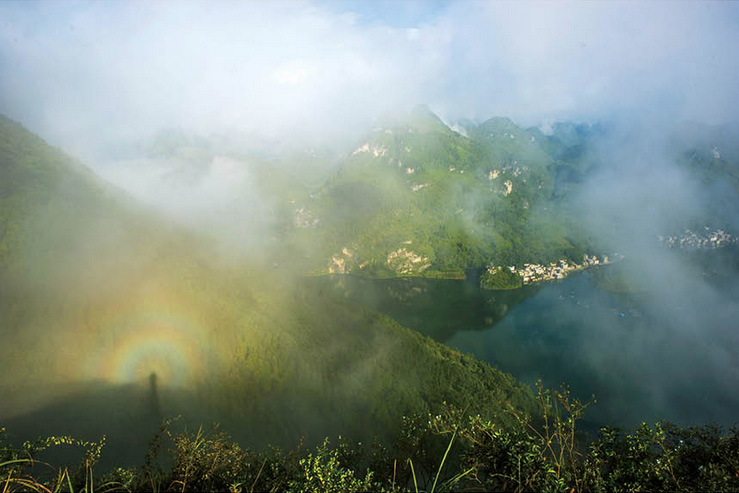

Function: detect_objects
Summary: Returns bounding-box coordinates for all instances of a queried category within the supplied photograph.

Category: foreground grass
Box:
[2,383,738,493]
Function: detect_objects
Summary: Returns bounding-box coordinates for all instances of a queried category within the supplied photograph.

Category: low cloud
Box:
[0,1,735,162]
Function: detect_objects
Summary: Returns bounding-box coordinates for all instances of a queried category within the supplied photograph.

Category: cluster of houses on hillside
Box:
[659,229,736,249]
[493,254,619,285]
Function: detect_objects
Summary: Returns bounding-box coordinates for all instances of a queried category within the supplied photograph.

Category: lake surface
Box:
[310,260,739,430]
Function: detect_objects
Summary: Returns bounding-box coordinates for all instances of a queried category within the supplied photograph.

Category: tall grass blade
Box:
[407,458,419,493]
[445,466,475,490]
[62,467,74,493]
[0,459,34,469]
[249,458,266,493]
[430,430,456,493]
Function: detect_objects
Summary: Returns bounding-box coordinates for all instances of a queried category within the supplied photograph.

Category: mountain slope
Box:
[283,112,738,282]
[0,115,538,462]
[290,109,592,279]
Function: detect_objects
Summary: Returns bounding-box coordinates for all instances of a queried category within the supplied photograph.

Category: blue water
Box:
[312,265,739,429]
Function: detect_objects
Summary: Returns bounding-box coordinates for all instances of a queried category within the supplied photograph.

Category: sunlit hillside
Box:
[99,107,739,286]
[1,1,737,490]
[0,115,538,464]
[297,108,595,277]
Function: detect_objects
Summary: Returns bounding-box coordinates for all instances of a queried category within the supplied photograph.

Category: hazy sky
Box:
[0,0,737,158]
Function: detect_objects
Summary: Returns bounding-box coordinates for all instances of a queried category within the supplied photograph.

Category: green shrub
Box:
[288,438,376,493]
[480,267,523,290]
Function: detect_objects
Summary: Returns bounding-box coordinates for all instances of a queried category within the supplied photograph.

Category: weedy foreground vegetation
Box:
[2,383,738,493]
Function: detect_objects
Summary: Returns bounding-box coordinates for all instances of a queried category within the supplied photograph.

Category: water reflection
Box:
[310,264,739,430]
[309,275,539,342]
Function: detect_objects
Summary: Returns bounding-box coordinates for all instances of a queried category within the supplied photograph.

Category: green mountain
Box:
[277,110,738,283]
[284,108,594,280]
[671,121,739,230]
[99,109,738,290]
[0,115,537,462]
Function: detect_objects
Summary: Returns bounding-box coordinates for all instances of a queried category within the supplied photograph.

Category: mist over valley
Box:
[1,1,738,490]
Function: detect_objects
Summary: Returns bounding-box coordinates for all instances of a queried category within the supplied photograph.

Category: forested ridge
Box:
[1,113,737,491]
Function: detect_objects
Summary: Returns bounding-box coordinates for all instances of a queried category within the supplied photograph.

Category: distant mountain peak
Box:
[480,116,516,128]
[370,105,453,136]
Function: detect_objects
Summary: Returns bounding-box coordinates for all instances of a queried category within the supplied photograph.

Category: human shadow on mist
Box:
[0,371,362,472]
[0,375,213,471]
